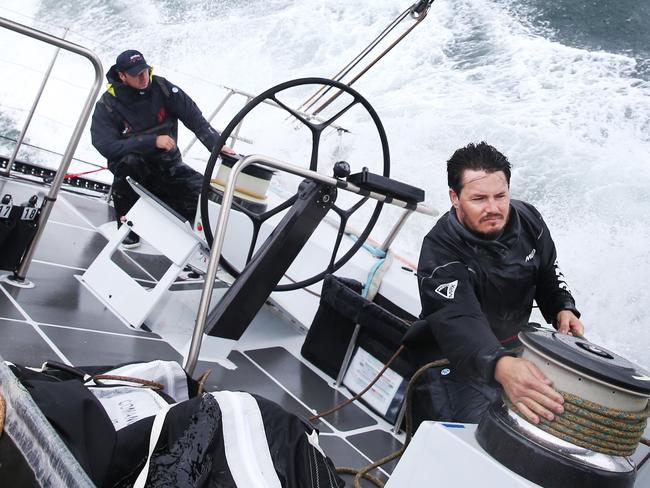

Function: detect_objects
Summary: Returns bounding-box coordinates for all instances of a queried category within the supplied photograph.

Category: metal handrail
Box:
[0,17,104,285]
[4,29,68,176]
[182,86,349,156]
[184,154,436,374]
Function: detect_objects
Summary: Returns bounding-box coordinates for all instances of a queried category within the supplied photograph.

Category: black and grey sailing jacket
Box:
[417,199,579,384]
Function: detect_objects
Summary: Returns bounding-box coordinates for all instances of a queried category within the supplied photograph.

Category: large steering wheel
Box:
[200,77,390,291]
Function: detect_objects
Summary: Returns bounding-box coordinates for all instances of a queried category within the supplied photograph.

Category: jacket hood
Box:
[106,64,121,84]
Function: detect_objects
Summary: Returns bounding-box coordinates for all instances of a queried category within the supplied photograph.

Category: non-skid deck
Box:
[0,175,403,486]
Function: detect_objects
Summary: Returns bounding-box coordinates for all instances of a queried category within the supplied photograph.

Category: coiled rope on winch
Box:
[313,330,650,486]
[0,393,5,439]
[506,393,650,457]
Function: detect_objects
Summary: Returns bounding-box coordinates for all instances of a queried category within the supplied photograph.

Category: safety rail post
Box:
[0,17,104,287]
[184,154,436,375]
[182,87,348,158]
[182,89,235,156]
[381,208,414,252]
[228,95,252,149]
[4,29,69,176]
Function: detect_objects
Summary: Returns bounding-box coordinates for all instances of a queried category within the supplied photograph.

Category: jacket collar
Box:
[105,65,154,100]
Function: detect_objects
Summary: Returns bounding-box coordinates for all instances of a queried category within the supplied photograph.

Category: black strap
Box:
[154,76,171,98]
[122,121,175,139]
[100,77,174,137]
[98,92,115,113]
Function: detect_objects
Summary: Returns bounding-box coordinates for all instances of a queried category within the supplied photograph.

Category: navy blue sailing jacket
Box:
[90,65,219,166]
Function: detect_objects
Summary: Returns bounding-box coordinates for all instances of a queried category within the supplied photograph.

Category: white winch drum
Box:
[476,328,650,488]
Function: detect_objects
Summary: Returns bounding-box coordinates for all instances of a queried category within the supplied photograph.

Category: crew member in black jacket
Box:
[417,141,584,424]
[91,50,233,248]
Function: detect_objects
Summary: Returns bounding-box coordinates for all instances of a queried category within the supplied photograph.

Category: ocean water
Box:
[0,0,649,370]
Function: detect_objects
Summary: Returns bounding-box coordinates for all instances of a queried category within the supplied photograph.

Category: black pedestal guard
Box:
[205,180,336,339]
[476,403,636,488]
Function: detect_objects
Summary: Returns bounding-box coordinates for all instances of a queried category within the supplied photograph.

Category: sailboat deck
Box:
[0,175,403,486]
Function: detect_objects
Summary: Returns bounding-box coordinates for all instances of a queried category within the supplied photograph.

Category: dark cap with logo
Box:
[115,50,150,76]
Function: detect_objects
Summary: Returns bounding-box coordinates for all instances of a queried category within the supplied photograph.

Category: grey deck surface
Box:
[0,176,402,487]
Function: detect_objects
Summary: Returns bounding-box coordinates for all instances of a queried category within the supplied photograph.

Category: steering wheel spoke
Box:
[271,94,318,131]
[315,97,360,131]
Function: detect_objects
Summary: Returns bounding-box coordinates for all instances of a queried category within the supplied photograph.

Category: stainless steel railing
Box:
[184,154,437,374]
[0,17,104,286]
[182,86,349,156]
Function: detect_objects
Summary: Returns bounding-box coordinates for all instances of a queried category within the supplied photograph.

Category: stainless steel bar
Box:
[228,96,251,149]
[0,17,105,283]
[335,323,362,387]
[182,89,235,156]
[183,154,435,374]
[222,86,346,130]
[4,29,68,176]
[185,86,346,157]
[380,208,415,252]
[392,395,408,434]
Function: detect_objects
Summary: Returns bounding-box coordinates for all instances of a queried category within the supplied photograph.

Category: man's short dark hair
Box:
[447,142,511,194]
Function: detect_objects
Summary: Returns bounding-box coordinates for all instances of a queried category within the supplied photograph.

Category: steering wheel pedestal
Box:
[205,179,336,338]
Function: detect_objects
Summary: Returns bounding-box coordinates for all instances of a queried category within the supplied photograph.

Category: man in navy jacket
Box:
[417,142,584,423]
[91,50,233,247]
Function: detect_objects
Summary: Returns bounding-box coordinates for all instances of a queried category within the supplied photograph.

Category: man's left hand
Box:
[555,310,584,337]
[221,145,236,155]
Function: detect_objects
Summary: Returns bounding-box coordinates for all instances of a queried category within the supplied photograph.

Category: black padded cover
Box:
[347,169,425,203]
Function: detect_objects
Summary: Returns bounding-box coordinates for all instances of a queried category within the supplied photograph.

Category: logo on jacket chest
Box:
[525,248,536,262]
[435,280,458,299]
[157,107,167,124]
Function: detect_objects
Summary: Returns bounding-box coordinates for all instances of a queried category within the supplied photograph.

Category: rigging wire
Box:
[0,58,90,91]
[298,0,436,118]
[295,5,413,115]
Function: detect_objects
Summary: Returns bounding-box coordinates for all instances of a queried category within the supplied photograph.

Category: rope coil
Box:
[91,374,164,390]
[506,392,650,457]
[0,393,5,438]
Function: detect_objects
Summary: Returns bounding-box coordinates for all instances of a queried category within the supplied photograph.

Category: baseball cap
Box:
[115,50,150,76]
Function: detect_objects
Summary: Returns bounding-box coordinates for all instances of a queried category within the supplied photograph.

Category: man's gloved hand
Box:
[494,356,564,424]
